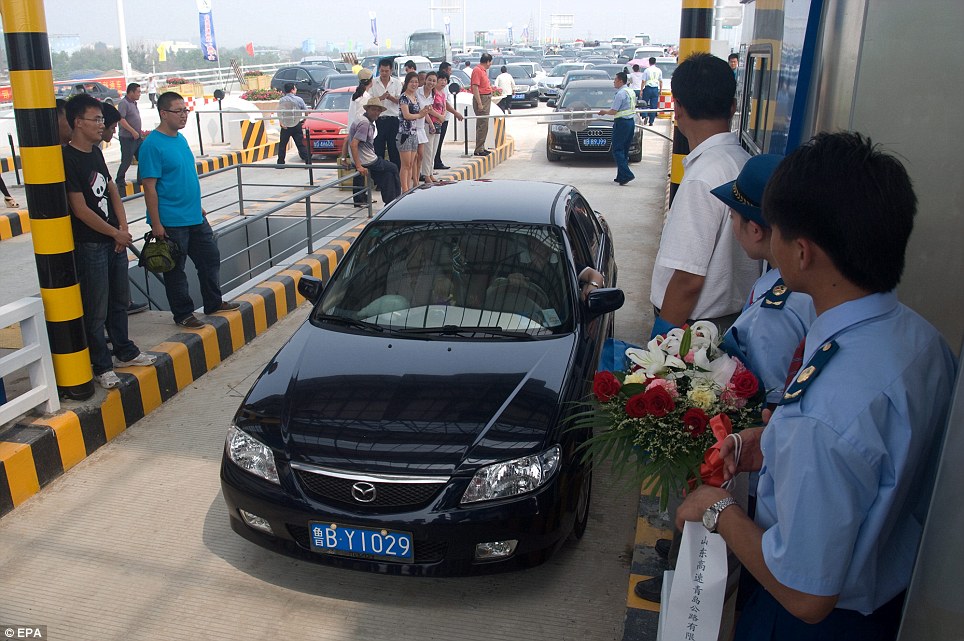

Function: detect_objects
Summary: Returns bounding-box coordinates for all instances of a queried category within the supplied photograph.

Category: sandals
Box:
[4,196,19,208]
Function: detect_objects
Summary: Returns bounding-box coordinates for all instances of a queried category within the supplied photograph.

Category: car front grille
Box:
[286,524,448,563]
[294,469,444,510]
[576,128,613,152]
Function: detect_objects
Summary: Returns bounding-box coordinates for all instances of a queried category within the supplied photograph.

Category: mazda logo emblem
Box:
[351,481,377,503]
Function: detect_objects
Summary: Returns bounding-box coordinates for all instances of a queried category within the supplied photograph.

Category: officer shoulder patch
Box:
[761,278,790,310]
[780,340,839,404]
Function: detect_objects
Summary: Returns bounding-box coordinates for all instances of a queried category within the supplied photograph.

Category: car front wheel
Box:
[570,466,592,541]
[546,142,561,162]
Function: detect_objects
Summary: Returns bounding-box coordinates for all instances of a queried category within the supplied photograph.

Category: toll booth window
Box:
[740,48,772,154]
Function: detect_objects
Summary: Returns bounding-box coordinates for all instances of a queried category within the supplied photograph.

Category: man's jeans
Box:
[611,117,635,183]
[162,220,223,322]
[75,241,139,374]
[116,136,140,190]
[642,86,660,125]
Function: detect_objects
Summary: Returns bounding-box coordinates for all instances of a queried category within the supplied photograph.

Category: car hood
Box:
[305,112,348,131]
[240,323,577,477]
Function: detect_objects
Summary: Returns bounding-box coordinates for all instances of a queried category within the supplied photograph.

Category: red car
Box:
[303,86,353,157]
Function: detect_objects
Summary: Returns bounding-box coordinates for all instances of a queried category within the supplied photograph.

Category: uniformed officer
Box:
[676,132,957,640]
[597,71,637,186]
[713,154,816,408]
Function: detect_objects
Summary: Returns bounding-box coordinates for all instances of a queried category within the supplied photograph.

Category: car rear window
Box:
[317,92,351,111]
[316,222,575,337]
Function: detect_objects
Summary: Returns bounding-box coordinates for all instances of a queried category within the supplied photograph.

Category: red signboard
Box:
[0,75,127,104]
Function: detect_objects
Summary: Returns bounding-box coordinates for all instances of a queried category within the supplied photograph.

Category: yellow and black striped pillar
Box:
[669,0,714,204]
[2,0,94,399]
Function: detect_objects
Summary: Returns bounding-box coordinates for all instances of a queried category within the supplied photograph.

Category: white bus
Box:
[406,29,451,63]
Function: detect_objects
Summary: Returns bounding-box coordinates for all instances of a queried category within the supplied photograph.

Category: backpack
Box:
[138,231,181,274]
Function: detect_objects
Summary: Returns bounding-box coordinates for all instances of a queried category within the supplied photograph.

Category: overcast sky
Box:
[41,0,684,51]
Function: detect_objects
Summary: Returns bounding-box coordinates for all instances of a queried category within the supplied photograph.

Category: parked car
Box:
[542,55,565,68]
[560,69,610,91]
[270,65,336,103]
[303,86,351,157]
[299,56,337,68]
[591,64,631,79]
[320,73,360,96]
[539,62,595,100]
[616,46,638,64]
[654,56,678,93]
[54,81,122,105]
[392,55,434,77]
[488,64,539,108]
[546,80,643,163]
[220,179,624,576]
[514,61,547,83]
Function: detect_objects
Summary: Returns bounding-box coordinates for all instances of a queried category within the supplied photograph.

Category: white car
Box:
[538,62,594,100]
[514,61,547,83]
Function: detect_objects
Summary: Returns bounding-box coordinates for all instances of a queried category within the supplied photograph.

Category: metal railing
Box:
[121,161,370,309]
[0,297,59,424]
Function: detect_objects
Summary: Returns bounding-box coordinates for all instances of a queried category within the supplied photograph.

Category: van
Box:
[633,47,666,62]
[393,55,434,77]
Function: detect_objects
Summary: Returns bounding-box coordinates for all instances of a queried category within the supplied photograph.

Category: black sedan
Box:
[487,64,540,108]
[546,80,643,163]
[270,64,336,103]
[221,180,624,576]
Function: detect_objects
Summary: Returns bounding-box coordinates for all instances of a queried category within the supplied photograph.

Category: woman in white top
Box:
[417,72,442,184]
[494,66,516,114]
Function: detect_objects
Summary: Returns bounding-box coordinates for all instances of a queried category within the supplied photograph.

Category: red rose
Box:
[730,370,759,398]
[682,408,709,437]
[625,392,649,418]
[642,386,675,417]
[593,371,622,402]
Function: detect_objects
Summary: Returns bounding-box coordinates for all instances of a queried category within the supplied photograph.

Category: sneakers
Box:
[127,301,149,314]
[176,314,207,329]
[94,370,121,389]
[114,352,158,367]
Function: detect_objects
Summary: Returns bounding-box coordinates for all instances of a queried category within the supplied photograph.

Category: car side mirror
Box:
[298,275,324,303]
[585,287,624,319]
[547,99,557,108]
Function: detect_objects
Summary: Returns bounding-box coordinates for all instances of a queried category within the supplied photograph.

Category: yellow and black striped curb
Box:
[0,209,30,241]
[0,223,364,517]
[437,116,514,182]
[623,490,673,641]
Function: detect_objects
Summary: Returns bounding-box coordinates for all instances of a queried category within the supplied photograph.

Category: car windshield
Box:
[327,75,358,90]
[656,62,678,79]
[550,64,583,76]
[316,221,575,337]
[317,92,351,111]
[559,87,617,110]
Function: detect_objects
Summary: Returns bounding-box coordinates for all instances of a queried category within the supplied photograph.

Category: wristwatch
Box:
[702,497,737,533]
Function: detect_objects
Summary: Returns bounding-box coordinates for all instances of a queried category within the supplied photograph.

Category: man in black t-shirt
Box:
[63,94,156,389]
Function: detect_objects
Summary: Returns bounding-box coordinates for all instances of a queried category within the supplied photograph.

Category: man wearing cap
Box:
[713,154,815,410]
[277,82,310,165]
[348,97,401,206]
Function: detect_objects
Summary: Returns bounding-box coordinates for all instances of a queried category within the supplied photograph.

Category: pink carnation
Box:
[683,352,695,364]
[721,388,748,409]
[645,378,679,399]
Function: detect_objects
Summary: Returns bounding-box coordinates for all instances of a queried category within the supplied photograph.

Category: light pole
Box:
[116,0,132,80]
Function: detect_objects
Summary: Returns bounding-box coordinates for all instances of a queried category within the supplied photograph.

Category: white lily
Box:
[657,328,688,357]
[692,347,739,387]
[690,320,721,353]
[627,340,686,378]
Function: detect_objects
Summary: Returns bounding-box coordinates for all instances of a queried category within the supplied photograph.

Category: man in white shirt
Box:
[494,65,515,114]
[649,53,759,339]
[641,57,663,125]
[368,57,403,168]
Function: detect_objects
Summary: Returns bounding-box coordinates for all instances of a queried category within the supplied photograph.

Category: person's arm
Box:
[106,181,131,251]
[66,190,132,246]
[445,101,465,119]
[658,269,705,326]
[141,177,165,238]
[578,266,605,301]
[676,485,839,624]
[471,82,482,110]
[350,137,367,176]
[119,117,140,139]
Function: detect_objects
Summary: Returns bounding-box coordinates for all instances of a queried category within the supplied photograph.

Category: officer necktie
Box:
[783,338,806,392]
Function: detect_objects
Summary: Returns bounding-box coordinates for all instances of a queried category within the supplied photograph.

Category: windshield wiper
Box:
[397,325,534,338]
[316,313,388,333]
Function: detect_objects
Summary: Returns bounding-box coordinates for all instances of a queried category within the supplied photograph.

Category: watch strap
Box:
[707,497,737,532]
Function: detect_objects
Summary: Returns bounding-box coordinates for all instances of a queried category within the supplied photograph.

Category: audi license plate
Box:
[308,522,414,563]
[313,139,336,149]
[513,93,525,99]
[584,137,608,147]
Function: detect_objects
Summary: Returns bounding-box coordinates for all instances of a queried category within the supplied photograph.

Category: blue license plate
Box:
[583,137,608,147]
[545,89,558,95]
[313,139,336,149]
[513,93,525,99]
[309,522,414,563]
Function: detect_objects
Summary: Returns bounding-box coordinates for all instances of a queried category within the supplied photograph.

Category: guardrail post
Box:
[3,0,94,399]
[8,133,20,185]
[463,107,469,156]
[366,174,373,218]
[305,191,313,254]
[236,164,244,216]
[195,111,204,156]
[218,98,225,143]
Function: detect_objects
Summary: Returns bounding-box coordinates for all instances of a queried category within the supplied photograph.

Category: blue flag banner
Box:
[370,14,378,46]
[199,11,218,61]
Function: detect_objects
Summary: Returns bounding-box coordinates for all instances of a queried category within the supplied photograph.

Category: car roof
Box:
[565,69,609,77]
[562,79,616,89]
[378,180,570,225]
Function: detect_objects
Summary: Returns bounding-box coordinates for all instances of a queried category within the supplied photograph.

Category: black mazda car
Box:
[220,180,624,576]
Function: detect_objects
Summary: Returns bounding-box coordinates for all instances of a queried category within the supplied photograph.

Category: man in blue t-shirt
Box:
[138,92,239,328]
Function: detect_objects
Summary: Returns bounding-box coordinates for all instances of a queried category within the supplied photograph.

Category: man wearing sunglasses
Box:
[138,91,240,329]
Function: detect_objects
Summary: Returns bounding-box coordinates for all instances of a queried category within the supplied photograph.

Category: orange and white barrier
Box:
[658,90,673,119]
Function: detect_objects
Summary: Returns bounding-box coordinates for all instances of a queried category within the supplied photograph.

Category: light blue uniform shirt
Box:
[755,291,956,614]
[610,86,634,118]
[725,268,815,405]
[137,130,203,227]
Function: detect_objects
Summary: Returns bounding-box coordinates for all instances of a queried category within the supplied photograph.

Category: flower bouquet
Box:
[240,88,282,101]
[571,322,764,509]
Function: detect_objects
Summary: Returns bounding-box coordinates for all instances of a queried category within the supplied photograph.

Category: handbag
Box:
[138,231,181,274]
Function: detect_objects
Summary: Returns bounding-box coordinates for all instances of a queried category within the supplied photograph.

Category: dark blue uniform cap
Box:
[710,153,784,228]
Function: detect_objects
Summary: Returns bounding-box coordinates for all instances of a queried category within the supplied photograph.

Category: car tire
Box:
[570,466,592,541]
[546,142,561,162]
[629,148,642,163]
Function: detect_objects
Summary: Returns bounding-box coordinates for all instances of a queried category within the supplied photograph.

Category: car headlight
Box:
[550,124,570,134]
[461,445,561,504]
[338,127,348,135]
[226,425,280,484]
